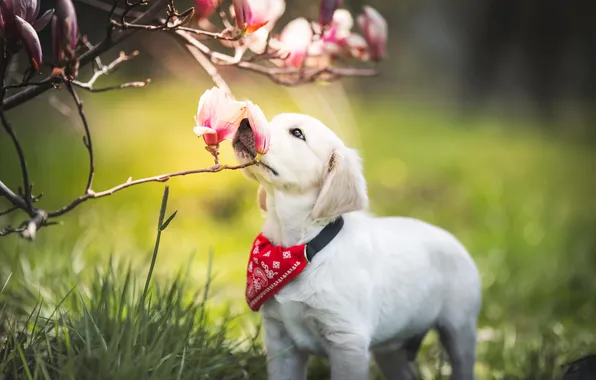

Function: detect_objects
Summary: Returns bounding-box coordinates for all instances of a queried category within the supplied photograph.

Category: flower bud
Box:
[52,0,78,71]
[319,0,342,27]
[357,6,387,61]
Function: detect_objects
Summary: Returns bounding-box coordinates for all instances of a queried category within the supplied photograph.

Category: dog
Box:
[233,113,482,380]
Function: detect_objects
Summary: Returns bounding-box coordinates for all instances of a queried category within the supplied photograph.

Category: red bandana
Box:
[245,234,309,311]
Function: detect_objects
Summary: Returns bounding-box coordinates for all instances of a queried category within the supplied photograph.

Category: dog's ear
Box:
[312,147,368,221]
[257,184,268,215]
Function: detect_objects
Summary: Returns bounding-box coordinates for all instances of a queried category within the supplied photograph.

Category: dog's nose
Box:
[233,118,256,157]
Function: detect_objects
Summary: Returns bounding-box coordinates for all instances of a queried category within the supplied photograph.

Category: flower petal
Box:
[28,0,40,22]
[279,18,313,68]
[249,0,285,30]
[246,101,270,155]
[194,0,219,20]
[358,6,387,61]
[32,8,53,31]
[232,0,251,30]
[193,126,216,137]
[15,16,42,70]
[245,20,268,34]
[1,0,17,41]
[196,87,246,145]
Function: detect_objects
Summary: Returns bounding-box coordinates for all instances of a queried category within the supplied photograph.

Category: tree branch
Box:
[47,160,257,218]
[172,30,379,86]
[0,160,257,238]
[65,82,95,193]
[2,0,170,110]
[0,108,32,211]
[71,50,151,92]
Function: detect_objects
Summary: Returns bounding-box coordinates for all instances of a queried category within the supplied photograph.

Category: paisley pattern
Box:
[245,233,309,311]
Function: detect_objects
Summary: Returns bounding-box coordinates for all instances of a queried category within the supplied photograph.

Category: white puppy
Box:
[233,113,481,380]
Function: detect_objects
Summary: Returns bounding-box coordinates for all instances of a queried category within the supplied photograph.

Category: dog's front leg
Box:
[263,314,308,380]
[327,335,371,380]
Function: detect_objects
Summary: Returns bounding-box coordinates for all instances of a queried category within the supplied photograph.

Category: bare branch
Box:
[48,160,257,218]
[0,160,257,238]
[71,50,151,92]
[64,82,95,193]
[2,0,170,110]
[173,30,379,86]
[0,180,28,211]
[0,224,26,237]
[0,108,32,211]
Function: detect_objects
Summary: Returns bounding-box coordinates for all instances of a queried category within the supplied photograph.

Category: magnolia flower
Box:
[319,0,342,26]
[0,0,54,70]
[342,34,369,61]
[194,0,220,20]
[278,18,313,68]
[52,0,78,73]
[357,6,387,61]
[320,9,353,55]
[232,0,268,34]
[193,87,246,147]
[244,0,285,54]
[245,101,270,156]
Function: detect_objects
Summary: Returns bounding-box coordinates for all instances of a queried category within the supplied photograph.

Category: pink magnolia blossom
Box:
[278,18,313,68]
[232,0,268,34]
[306,9,369,64]
[194,0,220,20]
[193,87,246,146]
[357,6,387,61]
[244,0,285,54]
[245,101,270,156]
[321,10,356,56]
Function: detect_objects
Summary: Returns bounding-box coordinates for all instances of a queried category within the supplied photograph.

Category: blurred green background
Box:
[2,0,596,378]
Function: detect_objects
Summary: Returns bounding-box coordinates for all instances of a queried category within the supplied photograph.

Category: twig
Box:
[2,0,170,110]
[0,180,28,212]
[2,78,61,91]
[0,224,26,236]
[173,30,379,86]
[71,50,150,92]
[0,109,32,211]
[0,161,257,238]
[47,160,256,218]
[64,82,95,193]
[74,80,150,93]
[81,35,105,71]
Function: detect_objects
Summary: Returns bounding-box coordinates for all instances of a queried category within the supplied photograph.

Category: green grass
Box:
[1,80,596,378]
[1,187,268,379]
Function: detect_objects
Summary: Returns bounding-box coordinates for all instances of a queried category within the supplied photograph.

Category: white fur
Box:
[234,113,482,380]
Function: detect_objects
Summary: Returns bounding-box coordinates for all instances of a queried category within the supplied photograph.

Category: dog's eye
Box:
[290,128,306,141]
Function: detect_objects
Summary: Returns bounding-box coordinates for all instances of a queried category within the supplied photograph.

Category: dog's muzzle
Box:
[233,118,256,159]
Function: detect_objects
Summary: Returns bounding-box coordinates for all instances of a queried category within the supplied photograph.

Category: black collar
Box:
[305,216,344,262]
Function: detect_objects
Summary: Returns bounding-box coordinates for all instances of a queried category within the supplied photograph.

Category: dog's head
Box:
[233,113,367,221]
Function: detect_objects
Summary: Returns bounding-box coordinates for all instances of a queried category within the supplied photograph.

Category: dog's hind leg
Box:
[374,349,418,380]
[437,320,477,380]
[373,333,425,380]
